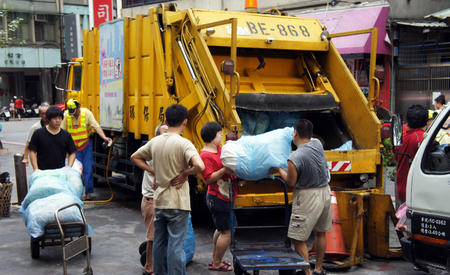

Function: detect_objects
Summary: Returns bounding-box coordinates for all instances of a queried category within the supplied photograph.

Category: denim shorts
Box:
[206,193,237,232]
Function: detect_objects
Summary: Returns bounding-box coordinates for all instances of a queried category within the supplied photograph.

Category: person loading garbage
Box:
[61,99,112,200]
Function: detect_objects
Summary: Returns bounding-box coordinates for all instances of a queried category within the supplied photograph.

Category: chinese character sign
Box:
[94,0,113,28]
[99,19,124,131]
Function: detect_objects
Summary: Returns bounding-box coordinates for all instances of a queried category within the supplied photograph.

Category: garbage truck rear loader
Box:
[62,3,400,268]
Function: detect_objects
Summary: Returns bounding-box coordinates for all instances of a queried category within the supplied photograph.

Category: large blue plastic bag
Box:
[221,127,294,180]
[29,167,83,198]
[19,178,76,213]
[23,193,84,238]
[183,215,195,264]
[332,140,353,151]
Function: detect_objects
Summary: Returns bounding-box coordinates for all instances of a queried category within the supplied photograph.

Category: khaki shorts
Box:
[288,185,332,241]
[141,196,155,241]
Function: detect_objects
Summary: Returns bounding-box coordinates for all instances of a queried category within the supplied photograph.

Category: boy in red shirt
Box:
[200,122,239,272]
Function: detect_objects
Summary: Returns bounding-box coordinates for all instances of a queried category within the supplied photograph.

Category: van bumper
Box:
[400,236,450,270]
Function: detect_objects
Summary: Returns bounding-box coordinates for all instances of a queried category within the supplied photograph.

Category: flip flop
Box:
[312,270,326,275]
[209,260,232,267]
[209,263,233,272]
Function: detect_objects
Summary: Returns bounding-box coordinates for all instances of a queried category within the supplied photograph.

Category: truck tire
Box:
[189,176,209,224]
[140,250,147,267]
[30,239,40,259]
[139,240,148,255]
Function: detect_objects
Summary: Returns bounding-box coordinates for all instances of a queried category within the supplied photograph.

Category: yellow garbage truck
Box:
[61,3,400,268]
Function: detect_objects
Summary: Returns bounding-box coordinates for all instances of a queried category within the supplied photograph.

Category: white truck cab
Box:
[392,107,450,271]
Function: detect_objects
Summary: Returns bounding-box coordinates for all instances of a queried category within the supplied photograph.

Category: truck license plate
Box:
[412,212,450,241]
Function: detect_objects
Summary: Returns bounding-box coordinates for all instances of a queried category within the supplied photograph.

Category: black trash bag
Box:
[0,172,10,183]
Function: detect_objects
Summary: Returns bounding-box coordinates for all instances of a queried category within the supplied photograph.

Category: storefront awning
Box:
[295,6,391,55]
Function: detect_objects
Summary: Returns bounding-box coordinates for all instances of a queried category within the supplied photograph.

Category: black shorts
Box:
[16,109,23,115]
[206,193,237,232]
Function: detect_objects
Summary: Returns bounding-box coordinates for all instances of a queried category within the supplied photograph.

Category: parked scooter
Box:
[31,103,39,117]
[0,106,11,121]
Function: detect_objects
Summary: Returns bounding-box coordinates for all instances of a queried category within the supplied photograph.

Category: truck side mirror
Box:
[391,114,403,147]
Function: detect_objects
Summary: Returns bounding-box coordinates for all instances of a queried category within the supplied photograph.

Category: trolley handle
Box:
[54,203,88,246]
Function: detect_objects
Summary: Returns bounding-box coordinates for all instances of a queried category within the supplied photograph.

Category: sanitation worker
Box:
[62,99,112,200]
[270,119,331,275]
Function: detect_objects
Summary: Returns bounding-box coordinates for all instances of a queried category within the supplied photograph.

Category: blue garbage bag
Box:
[183,215,196,264]
[19,178,76,213]
[222,127,294,180]
[23,193,85,238]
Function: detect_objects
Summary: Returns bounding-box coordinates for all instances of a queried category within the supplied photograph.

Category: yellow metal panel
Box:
[190,9,329,51]
[316,43,381,153]
[326,149,377,174]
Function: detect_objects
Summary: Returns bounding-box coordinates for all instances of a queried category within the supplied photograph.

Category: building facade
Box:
[0,0,89,107]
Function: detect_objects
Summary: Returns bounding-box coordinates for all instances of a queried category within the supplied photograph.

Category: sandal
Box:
[312,270,326,275]
[209,263,233,272]
[209,260,231,267]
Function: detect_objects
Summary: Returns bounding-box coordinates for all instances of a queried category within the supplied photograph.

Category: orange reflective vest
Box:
[66,108,88,148]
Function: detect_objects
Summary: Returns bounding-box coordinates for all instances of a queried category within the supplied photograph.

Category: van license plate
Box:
[412,212,450,241]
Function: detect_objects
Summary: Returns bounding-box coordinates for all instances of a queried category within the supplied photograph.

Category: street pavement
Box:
[0,118,449,274]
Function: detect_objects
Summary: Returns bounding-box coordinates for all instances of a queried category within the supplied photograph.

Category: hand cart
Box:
[30,203,93,275]
[229,177,310,275]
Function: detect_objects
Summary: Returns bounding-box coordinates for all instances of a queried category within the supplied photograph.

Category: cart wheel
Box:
[140,250,146,267]
[279,270,295,275]
[83,237,92,255]
[139,240,148,255]
[83,267,93,275]
[233,257,248,275]
[30,239,40,259]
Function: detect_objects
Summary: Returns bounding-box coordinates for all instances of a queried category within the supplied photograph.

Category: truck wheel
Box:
[140,250,146,267]
[139,240,148,255]
[30,239,40,259]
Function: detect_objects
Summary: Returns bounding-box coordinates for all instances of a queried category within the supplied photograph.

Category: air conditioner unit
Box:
[34,14,47,22]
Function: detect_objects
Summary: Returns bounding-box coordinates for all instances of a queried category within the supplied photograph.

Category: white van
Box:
[392,108,450,271]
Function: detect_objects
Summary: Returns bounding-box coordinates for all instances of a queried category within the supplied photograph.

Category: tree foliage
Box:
[0,7,26,48]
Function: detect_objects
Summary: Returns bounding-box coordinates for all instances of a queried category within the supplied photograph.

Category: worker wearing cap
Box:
[62,99,112,200]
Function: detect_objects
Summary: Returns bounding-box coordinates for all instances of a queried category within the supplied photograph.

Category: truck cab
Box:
[394,106,450,271]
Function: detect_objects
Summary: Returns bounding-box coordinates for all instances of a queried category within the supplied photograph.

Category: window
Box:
[35,14,57,42]
[7,12,30,43]
[422,112,450,174]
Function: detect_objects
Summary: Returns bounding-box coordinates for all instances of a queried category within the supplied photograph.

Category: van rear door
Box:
[408,108,450,240]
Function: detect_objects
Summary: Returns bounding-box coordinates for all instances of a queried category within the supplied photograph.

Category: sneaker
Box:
[85,193,92,200]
